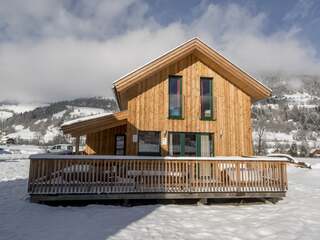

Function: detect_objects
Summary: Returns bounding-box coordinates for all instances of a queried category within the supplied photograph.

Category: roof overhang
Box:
[61,111,128,137]
[113,38,272,109]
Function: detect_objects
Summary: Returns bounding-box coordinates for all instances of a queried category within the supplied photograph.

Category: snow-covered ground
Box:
[67,106,107,118]
[0,110,13,120]
[7,126,37,140]
[0,148,320,239]
[253,130,320,154]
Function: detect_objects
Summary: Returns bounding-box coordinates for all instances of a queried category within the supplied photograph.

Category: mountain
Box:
[252,73,320,156]
[0,97,118,145]
[1,74,319,156]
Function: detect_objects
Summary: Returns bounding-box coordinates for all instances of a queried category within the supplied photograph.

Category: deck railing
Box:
[28,155,288,195]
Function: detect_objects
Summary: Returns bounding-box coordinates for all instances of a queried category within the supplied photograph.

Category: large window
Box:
[200,77,213,120]
[138,131,161,156]
[169,132,214,157]
[169,75,182,119]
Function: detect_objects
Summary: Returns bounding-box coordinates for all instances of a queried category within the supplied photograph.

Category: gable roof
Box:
[113,38,271,108]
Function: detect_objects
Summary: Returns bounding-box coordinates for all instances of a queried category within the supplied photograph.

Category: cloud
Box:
[283,0,315,22]
[0,1,320,103]
[0,26,187,102]
[0,0,153,40]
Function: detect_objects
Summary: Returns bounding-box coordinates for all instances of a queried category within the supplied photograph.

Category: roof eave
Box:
[112,86,122,111]
[112,38,272,105]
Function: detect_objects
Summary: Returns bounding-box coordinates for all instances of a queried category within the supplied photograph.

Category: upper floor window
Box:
[200,77,213,120]
[169,75,182,119]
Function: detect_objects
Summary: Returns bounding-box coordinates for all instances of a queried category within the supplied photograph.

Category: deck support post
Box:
[75,136,80,154]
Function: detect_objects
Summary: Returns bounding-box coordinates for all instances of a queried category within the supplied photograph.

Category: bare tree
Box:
[253,108,267,155]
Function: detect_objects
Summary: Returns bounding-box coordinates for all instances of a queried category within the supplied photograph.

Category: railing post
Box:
[75,136,80,154]
[27,159,34,193]
[236,161,240,192]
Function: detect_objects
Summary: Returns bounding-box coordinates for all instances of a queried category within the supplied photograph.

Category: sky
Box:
[0,0,320,103]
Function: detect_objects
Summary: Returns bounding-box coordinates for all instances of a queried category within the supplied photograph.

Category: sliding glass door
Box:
[169,132,214,157]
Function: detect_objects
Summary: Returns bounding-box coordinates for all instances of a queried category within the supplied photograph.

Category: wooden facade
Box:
[31,38,286,202]
[122,53,253,156]
[85,125,127,155]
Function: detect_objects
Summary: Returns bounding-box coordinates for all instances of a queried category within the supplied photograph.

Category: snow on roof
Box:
[61,112,113,127]
[310,148,320,153]
[113,37,272,93]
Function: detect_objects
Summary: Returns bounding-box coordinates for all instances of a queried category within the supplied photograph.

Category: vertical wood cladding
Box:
[122,53,253,156]
[85,125,127,155]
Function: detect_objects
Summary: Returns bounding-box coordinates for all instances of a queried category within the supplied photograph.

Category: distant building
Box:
[6,138,15,145]
[310,149,320,157]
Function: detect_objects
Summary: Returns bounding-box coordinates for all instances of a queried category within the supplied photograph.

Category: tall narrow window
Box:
[200,77,213,120]
[115,135,125,155]
[184,133,197,156]
[169,132,183,156]
[169,75,182,119]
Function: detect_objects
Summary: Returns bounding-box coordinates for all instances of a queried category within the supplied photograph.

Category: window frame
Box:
[200,77,214,120]
[168,75,183,119]
[138,131,161,156]
[168,132,214,157]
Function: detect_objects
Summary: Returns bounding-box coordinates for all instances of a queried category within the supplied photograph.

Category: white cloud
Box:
[0,1,320,102]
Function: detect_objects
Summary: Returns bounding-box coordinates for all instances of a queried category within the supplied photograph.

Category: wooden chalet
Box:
[28,38,288,202]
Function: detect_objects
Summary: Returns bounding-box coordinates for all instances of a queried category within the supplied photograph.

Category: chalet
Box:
[28,38,288,203]
[310,149,320,157]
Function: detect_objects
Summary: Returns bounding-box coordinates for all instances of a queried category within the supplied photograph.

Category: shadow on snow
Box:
[0,179,158,240]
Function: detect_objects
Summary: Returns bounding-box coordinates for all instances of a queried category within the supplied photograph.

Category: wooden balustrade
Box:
[28,155,288,197]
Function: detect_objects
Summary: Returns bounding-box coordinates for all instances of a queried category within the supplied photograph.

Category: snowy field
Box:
[0,147,320,240]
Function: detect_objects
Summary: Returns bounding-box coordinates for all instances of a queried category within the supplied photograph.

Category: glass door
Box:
[169,132,214,157]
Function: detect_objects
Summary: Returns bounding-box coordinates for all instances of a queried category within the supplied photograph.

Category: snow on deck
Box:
[0,148,320,239]
[61,112,113,127]
[29,154,289,162]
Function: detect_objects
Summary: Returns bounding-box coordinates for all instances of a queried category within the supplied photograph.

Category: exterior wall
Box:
[85,125,126,155]
[121,53,253,156]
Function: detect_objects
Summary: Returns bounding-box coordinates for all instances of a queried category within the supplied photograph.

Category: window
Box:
[169,133,183,156]
[168,132,214,157]
[138,131,161,156]
[169,75,182,119]
[115,135,126,155]
[199,134,212,157]
[200,77,213,120]
[184,133,197,156]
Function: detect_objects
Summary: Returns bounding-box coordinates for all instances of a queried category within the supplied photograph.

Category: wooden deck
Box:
[28,155,288,202]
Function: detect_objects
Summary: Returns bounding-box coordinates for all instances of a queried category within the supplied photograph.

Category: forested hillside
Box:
[1,74,320,156]
[252,74,320,156]
[0,97,117,145]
